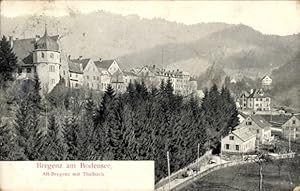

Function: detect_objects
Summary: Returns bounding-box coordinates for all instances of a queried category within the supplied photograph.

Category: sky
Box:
[1,1,300,36]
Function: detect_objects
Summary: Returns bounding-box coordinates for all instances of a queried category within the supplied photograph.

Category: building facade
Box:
[12,28,61,93]
[239,115,273,145]
[238,89,271,111]
[221,126,256,154]
[282,115,300,142]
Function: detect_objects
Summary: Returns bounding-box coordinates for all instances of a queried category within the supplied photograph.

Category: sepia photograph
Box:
[0,1,300,191]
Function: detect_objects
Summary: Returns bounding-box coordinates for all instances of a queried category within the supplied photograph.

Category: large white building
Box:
[12,27,61,93]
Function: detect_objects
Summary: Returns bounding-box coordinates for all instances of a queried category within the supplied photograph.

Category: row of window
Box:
[40,52,59,59]
[225,144,240,151]
[86,75,100,81]
[18,65,56,74]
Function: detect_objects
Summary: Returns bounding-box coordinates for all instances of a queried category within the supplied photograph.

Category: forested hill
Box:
[118,25,300,78]
[1,11,299,79]
[271,50,300,111]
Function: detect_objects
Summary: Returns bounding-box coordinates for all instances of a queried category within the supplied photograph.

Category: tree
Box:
[104,97,124,160]
[0,36,17,89]
[253,151,273,191]
[63,115,79,160]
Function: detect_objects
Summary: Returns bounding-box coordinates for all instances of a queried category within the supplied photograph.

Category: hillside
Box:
[118,24,300,77]
[1,11,299,81]
[0,11,230,60]
[271,50,300,111]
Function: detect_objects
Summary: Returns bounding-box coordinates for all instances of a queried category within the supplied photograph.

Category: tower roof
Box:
[35,25,59,51]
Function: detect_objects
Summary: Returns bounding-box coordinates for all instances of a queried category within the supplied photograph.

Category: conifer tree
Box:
[0,123,14,160]
[0,36,17,89]
[104,97,124,160]
[63,116,79,160]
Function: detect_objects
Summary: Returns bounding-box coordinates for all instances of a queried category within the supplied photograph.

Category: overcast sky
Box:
[1,1,300,36]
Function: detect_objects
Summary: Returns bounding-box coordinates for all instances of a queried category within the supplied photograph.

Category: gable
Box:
[222,133,244,144]
[83,59,99,74]
[282,116,300,128]
[108,60,121,75]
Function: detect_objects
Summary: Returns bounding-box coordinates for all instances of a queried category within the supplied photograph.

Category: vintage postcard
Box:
[0,1,299,191]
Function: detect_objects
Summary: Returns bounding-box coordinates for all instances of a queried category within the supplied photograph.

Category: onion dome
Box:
[35,25,59,51]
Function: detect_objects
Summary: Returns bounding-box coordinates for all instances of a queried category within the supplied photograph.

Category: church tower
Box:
[32,25,61,93]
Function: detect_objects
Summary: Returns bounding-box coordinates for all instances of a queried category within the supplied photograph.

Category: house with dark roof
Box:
[281,114,300,142]
[70,58,101,90]
[238,89,271,111]
[68,60,83,89]
[239,114,273,145]
[12,27,61,93]
[221,125,256,154]
[94,59,121,75]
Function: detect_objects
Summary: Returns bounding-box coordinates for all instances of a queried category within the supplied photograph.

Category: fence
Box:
[155,149,212,189]
[171,152,296,191]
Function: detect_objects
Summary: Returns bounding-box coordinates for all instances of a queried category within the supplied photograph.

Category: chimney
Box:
[99,58,102,62]
[9,36,13,48]
[78,56,82,60]
[153,65,156,69]
[35,35,40,42]
[68,55,71,60]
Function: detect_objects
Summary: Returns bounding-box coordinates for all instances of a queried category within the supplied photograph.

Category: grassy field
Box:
[181,157,300,191]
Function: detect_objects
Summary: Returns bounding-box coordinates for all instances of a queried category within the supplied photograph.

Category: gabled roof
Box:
[282,114,300,126]
[248,89,271,98]
[261,75,272,80]
[238,112,248,119]
[70,58,90,70]
[231,126,256,142]
[68,61,83,74]
[94,60,115,70]
[123,71,137,76]
[250,115,271,128]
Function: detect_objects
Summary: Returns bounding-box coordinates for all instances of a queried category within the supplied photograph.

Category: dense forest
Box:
[0,35,238,182]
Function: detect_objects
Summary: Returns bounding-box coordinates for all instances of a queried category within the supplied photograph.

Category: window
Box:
[257,129,260,133]
[97,84,100,89]
[18,68,22,73]
[229,136,234,140]
[87,83,89,87]
[266,98,269,101]
[41,52,45,58]
[87,76,89,79]
[293,120,296,125]
[93,76,96,80]
[225,144,229,150]
[256,98,258,101]
[70,73,72,77]
[50,53,54,58]
[75,83,79,88]
[246,121,252,126]
[63,70,65,75]
[49,65,55,72]
[76,74,78,78]
[296,134,299,138]
[91,83,93,88]
[260,98,263,101]
[51,79,55,84]
[26,68,32,73]
[97,76,99,81]
[236,145,240,151]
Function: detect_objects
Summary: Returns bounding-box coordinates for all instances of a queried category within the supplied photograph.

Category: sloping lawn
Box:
[182,157,300,191]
